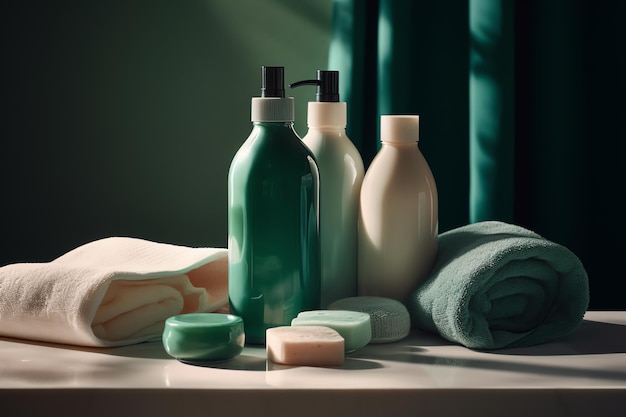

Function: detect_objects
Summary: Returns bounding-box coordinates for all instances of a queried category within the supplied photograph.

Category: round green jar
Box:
[162,313,245,363]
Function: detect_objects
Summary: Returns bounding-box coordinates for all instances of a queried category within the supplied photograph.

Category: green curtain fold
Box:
[330,0,470,233]
[329,0,626,309]
[469,0,514,223]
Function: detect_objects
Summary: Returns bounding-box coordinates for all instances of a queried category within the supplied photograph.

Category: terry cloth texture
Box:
[0,237,228,347]
[407,221,589,349]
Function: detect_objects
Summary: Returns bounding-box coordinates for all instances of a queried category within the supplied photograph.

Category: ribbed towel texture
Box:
[407,221,589,349]
[0,237,228,347]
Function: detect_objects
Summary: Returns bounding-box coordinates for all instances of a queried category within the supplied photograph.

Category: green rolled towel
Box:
[407,221,589,349]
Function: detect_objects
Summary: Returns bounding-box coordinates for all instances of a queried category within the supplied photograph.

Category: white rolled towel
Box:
[0,237,228,347]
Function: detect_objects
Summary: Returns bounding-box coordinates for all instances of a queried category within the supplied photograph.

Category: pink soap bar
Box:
[266,326,345,366]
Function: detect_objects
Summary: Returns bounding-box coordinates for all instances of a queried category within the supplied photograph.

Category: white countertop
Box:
[2,311,625,417]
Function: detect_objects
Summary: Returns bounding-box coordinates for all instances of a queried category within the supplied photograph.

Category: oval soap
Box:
[291,310,371,352]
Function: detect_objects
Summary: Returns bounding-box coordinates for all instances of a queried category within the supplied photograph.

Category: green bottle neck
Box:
[252,121,295,128]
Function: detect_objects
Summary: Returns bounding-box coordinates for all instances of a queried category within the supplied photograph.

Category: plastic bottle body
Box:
[302,125,364,307]
[358,141,438,303]
[228,122,321,344]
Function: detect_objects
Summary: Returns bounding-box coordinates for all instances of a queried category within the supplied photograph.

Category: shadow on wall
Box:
[1,0,332,264]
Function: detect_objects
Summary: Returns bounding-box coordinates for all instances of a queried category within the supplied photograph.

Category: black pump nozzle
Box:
[290,70,340,102]
[262,66,285,98]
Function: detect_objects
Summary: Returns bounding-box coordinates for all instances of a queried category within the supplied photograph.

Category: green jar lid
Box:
[162,313,245,363]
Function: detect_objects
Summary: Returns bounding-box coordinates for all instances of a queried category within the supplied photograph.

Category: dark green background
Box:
[3,0,624,309]
[2,0,331,261]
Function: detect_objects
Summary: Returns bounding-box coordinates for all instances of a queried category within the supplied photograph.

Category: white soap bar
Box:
[291,310,371,352]
[266,326,344,367]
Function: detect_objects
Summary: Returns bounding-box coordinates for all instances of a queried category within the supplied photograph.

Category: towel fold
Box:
[0,237,228,347]
[407,221,589,349]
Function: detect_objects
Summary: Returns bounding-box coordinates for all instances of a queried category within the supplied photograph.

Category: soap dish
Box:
[162,313,245,363]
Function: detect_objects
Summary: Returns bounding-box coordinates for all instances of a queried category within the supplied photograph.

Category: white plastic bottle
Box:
[291,70,365,307]
[358,115,438,303]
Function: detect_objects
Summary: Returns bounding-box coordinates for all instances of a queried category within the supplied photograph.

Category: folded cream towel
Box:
[0,237,228,347]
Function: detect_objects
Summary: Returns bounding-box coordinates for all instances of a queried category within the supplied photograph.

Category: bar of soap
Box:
[266,326,344,366]
[291,310,371,352]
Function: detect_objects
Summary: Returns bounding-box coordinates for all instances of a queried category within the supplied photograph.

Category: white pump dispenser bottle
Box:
[291,70,365,307]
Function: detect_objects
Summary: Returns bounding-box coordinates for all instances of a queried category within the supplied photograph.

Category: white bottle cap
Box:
[251,97,294,122]
[307,102,347,127]
[380,115,420,142]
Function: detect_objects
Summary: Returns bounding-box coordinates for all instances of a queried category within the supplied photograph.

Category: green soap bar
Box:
[162,313,245,363]
[291,310,371,351]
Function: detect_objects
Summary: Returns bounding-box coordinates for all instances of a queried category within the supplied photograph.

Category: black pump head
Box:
[261,66,285,98]
[290,70,340,102]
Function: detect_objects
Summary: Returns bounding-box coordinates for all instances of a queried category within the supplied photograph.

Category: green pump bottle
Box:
[228,66,321,344]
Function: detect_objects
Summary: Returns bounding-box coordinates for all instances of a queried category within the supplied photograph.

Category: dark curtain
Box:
[329,0,626,309]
